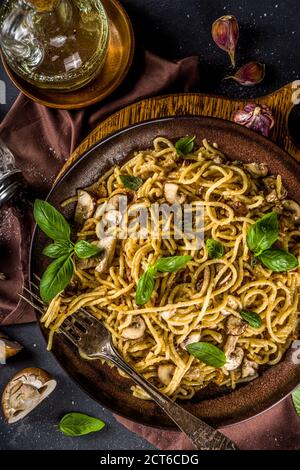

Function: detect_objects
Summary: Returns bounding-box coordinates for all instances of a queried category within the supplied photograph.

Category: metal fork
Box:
[20,284,237,450]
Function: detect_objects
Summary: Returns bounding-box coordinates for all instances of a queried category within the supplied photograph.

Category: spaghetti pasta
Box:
[41,137,300,400]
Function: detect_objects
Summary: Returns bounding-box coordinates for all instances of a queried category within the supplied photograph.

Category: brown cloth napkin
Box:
[0,48,299,450]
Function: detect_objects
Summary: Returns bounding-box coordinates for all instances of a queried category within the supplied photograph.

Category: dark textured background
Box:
[0,0,299,450]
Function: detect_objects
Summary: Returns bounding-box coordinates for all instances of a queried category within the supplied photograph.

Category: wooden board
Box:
[59,82,300,179]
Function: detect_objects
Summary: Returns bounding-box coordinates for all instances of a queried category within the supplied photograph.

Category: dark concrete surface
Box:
[0,0,300,450]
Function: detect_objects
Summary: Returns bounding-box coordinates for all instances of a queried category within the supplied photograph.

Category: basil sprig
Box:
[42,241,74,258]
[39,255,74,304]
[240,309,262,329]
[59,412,105,437]
[175,135,196,156]
[186,341,226,368]
[258,249,299,272]
[120,175,143,191]
[292,387,300,416]
[135,255,191,306]
[206,238,225,259]
[246,212,279,257]
[34,199,71,241]
[34,199,102,303]
[246,211,299,272]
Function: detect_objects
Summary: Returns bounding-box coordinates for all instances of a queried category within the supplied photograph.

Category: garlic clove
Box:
[226,62,265,86]
[212,15,239,67]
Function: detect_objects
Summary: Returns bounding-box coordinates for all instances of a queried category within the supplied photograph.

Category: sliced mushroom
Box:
[1,368,57,424]
[94,202,108,220]
[282,200,300,224]
[158,364,175,386]
[227,200,248,217]
[164,183,186,204]
[184,367,204,380]
[224,347,244,371]
[245,162,268,178]
[0,331,22,361]
[180,331,201,350]
[226,315,247,336]
[95,237,116,273]
[122,316,146,340]
[75,190,95,224]
[223,335,244,371]
[241,358,258,378]
[227,296,239,310]
[224,335,238,357]
[212,154,225,164]
[161,309,176,321]
[265,190,279,204]
[263,176,288,202]
[220,308,232,316]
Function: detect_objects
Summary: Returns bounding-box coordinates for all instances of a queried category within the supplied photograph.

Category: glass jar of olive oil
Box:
[0,0,109,91]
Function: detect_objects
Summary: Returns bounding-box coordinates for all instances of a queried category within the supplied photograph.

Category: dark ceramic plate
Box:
[30,116,300,428]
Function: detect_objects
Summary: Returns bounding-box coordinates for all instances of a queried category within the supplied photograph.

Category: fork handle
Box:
[102,347,237,450]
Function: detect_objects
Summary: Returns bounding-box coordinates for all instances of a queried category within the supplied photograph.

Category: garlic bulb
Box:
[233,103,275,137]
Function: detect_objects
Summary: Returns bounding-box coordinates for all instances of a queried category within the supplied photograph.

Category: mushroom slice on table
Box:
[1,368,57,424]
[158,364,175,386]
[75,189,95,224]
[121,316,146,340]
[164,183,186,204]
[0,331,22,361]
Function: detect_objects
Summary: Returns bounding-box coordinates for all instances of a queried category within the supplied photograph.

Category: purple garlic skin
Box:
[226,62,265,86]
[233,103,275,137]
[211,15,239,67]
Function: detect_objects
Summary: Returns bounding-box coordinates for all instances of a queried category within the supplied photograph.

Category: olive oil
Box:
[0,0,109,91]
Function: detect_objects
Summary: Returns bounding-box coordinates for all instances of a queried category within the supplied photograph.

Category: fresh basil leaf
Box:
[246,212,279,256]
[240,309,262,329]
[34,199,71,242]
[42,241,74,259]
[74,240,102,259]
[292,387,300,416]
[135,267,155,306]
[258,248,299,272]
[40,255,74,303]
[187,341,226,368]
[59,412,105,437]
[154,255,192,273]
[120,175,143,191]
[206,239,225,259]
[175,135,196,156]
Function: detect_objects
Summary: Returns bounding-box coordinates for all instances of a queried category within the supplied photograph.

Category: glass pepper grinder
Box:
[0,140,25,210]
[0,0,110,91]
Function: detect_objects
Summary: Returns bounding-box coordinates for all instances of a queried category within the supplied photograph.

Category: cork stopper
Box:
[25,0,59,12]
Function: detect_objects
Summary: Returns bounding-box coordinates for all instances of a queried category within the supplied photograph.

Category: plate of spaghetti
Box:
[30,116,300,428]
